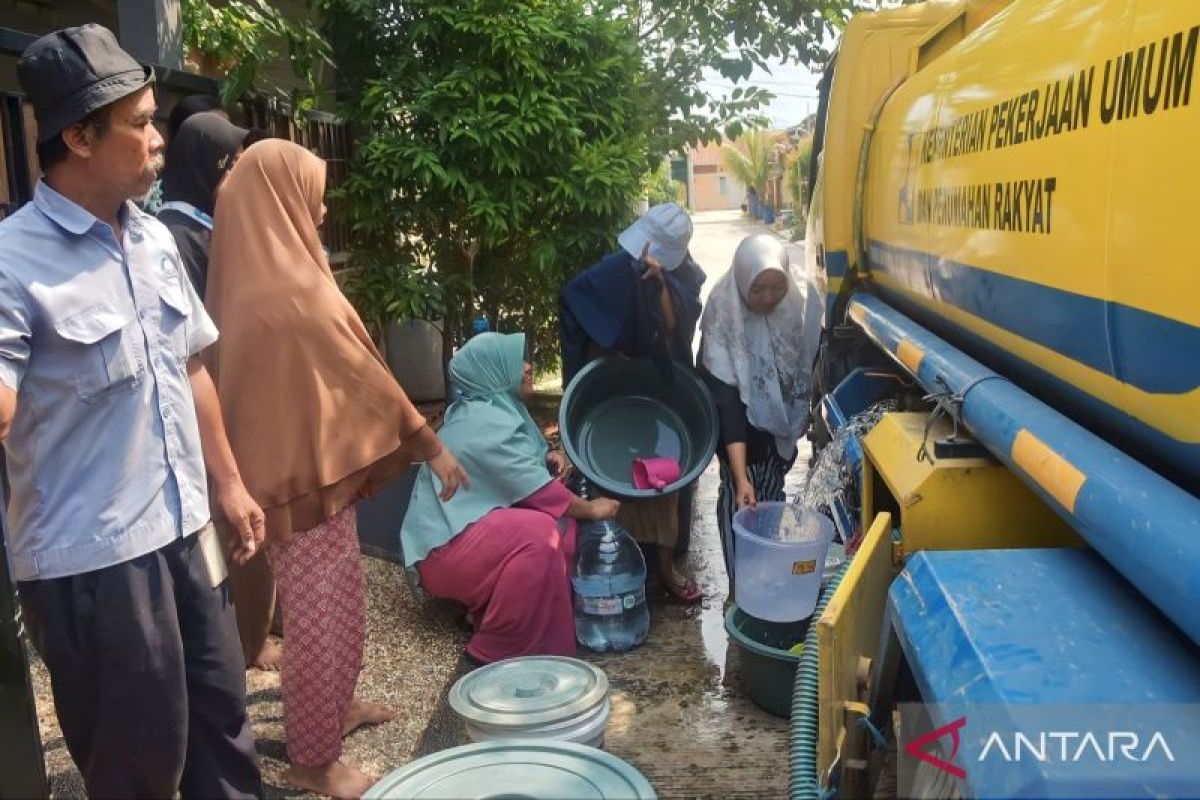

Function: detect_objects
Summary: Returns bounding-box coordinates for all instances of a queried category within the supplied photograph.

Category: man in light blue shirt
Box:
[1,25,264,799]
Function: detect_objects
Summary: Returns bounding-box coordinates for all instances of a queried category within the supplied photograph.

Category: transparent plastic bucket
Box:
[732,502,835,623]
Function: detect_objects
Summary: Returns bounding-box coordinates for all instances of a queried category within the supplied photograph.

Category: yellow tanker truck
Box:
[794,1,1200,798]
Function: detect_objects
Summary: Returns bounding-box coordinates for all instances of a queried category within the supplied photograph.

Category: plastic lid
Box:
[449,656,609,729]
[364,741,657,799]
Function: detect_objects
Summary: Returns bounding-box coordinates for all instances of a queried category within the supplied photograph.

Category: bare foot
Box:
[343,698,398,737]
[283,761,376,800]
[250,637,283,671]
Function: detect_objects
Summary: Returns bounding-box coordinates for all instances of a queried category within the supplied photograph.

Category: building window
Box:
[719,176,728,196]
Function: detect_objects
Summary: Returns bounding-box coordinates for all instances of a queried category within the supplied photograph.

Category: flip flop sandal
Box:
[665,578,704,604]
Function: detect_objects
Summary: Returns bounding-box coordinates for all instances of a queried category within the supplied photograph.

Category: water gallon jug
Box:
[571,485,650,653]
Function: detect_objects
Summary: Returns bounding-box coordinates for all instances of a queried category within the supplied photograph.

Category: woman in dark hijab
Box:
[559,203,707,603]
[157,110,248,298]
[167,92,226,140]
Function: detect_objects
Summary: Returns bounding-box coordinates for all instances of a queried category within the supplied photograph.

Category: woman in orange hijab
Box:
[206,139,467,799]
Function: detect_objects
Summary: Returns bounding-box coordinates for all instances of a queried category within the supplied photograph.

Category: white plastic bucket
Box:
[733,503,835,622]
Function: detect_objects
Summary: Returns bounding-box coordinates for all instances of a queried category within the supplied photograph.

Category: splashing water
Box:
[797,400,897,514]
[776,504,827,543]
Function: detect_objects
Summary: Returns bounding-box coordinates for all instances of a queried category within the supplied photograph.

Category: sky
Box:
[693,8,880,132]
[698,59,825,129]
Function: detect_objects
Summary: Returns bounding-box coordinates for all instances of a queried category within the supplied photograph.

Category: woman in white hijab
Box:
[698,233,821,582]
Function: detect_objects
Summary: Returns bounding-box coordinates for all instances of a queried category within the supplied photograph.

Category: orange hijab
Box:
[206,139,428,540]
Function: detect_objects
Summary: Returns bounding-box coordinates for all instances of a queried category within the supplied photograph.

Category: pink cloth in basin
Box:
[632,457,682,491]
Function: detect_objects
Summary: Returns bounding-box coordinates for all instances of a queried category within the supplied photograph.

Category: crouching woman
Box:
[402,333,619,664]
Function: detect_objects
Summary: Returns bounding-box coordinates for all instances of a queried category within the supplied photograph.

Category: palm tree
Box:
[721,129,779,203]
[786,135,814,209]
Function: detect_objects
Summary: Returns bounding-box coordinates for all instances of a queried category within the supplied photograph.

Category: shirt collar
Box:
[33,180,144,238]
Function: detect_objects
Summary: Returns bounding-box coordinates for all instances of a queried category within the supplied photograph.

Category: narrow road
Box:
[688,209,807,353]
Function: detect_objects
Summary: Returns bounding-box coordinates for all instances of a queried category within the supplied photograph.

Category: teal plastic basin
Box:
[560,358,718,500]
[725,603,810,718]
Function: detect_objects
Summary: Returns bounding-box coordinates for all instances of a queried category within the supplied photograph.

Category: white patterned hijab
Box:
[700,234,818,459]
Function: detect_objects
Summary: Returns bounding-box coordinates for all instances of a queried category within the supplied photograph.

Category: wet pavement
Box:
[586,447,812,799]
[29,211,812,798]
[401,447,813,799]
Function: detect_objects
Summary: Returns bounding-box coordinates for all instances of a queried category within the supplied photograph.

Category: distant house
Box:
[680,140,747,212]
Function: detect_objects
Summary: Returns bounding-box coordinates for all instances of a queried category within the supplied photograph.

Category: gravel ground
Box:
[29,449,806,799]
[30,555,473,799]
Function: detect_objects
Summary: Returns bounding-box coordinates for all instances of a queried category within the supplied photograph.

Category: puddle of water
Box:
[699,599,730,681]
[588,447,796,798]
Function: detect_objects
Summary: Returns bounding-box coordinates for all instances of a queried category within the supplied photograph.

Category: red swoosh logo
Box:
[906,716,967,780]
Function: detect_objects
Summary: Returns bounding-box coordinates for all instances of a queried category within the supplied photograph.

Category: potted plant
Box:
[344,259,449,403]
[180,0,331,107]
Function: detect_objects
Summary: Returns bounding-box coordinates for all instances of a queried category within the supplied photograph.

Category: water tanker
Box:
[810,0,1200,493]
[795,2,1200,798]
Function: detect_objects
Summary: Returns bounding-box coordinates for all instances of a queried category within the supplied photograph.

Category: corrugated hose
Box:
[789,560,852,800]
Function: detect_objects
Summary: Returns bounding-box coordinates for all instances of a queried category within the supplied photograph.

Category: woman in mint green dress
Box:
[402,332,619,664]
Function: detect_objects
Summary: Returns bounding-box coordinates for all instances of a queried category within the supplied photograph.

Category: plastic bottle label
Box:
[578,586,645,616]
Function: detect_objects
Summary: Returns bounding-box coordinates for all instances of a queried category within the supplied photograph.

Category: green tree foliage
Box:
[328,0,653,365]
[644,161,686,206]
[610,0,857,152]
[786,135,814,208]
[180,0,332,108]
[324,0,862,364]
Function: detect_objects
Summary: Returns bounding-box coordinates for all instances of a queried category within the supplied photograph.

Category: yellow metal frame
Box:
[817,512,896,791]
[861,412,1078,559]
[817,411,1080,788]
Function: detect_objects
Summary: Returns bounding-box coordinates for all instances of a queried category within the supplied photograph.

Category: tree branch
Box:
[638,9,674,43]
